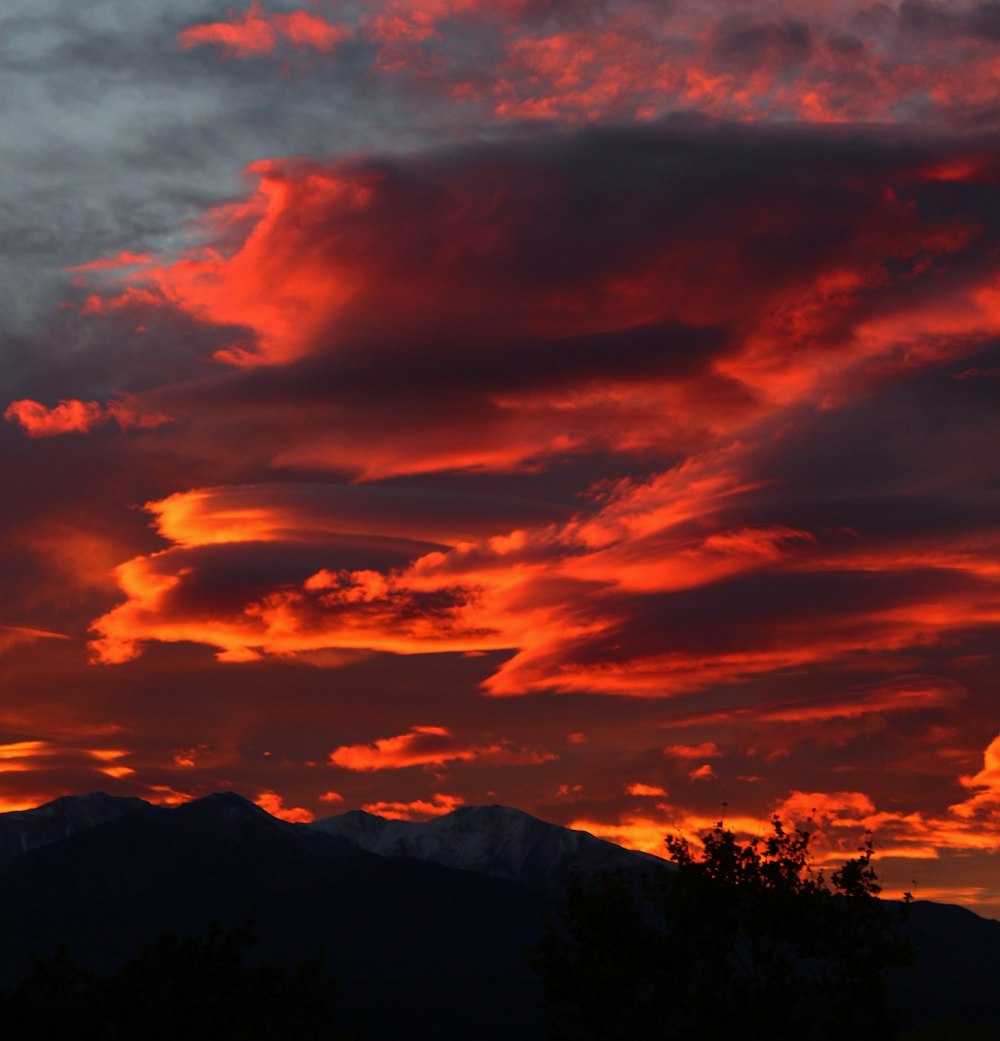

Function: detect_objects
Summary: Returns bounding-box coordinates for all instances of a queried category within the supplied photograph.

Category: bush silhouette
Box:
[530,815,912,1041]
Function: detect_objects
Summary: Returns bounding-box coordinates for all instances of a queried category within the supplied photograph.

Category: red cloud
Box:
[73,129,1000,711]
[70,130,1000,485]
[4,398,169,438]
[178,3,349,57]
[329,725,555,771]
[176,1,1000,129]
[5,399,107,437]
[66,251,153,276]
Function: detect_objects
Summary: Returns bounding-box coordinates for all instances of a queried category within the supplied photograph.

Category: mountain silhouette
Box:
[0,793,997,1039]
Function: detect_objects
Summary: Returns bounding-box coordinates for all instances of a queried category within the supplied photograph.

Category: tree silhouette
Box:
[0,921,345,1041]
[530,815,912,1041]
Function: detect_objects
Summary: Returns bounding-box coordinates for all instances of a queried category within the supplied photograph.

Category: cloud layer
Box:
[1,0,999,919]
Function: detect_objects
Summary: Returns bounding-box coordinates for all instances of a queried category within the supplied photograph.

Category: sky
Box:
[1,0,999,916]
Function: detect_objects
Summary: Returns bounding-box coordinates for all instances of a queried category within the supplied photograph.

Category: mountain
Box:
[0,792,549,975]
[309,803,668,890]
[0,791,149,859]
[894,900,1000,1029]
[0,792,551,1041]
[0,793,997,1038]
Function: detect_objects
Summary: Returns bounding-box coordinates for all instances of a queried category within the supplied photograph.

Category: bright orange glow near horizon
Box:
[2,0,1000,923]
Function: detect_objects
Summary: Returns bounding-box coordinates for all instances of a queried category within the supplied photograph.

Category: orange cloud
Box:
[361,792,464,820]
[87,466,999,699]
[329,725,555,771]
[772,785,1000,864]
[568,815,674,856]
[567,809,773,858]
[0,625,68,655]
[626,782,668,797]
[664,742,722,760]
[662,677,967,731]
[330,726,477,771]
[143,484,563,550]
[4,398,169,437]
[574,770,1000,868]
[254,790,315,822]
[0,740,133,779]
[144,785,196,807]
[951,733,1000,819]
[177,3,349,57]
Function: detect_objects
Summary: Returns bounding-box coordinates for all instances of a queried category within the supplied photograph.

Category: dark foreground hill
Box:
[0,793,996,1039]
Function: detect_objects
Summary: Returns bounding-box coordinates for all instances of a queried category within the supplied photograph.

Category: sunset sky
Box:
[2,0,1000,916]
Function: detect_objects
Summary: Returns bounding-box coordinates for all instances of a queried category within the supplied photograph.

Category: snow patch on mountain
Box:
[309,804,667,888]
[0,792,149,859]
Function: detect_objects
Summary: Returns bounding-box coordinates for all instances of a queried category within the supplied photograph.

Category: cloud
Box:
[572,763,1000,864]
[66,122,1000,499]
[664,742,723,760]
[0,739,133,780]
[665,676,968,729]
[951,732,1000,818]
[0,625,68,656]
[329,725,555,771]
[177,3,350,57]
[254,789,315,822]
[171,0,1000,128]
[74,121,1000,686]
[143,483,567,549]
[3,0,1000,924]
[361,792,464,820]
[626,782,668,797]
[4,398,169,438]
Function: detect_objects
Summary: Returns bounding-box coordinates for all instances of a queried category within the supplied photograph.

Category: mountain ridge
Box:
[309,801,669,890]
[0,792,668,890]
[0,792,997,1038]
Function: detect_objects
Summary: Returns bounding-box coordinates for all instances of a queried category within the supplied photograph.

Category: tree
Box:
[0,922,346,1041]
[530,815,912,1041]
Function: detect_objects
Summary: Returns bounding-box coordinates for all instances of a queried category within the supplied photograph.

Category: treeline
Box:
[0,922,349,1041]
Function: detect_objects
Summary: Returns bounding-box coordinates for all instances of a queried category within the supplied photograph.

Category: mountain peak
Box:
[310,802,665,890]
[0,791,150,860]
[176,791,283,827]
